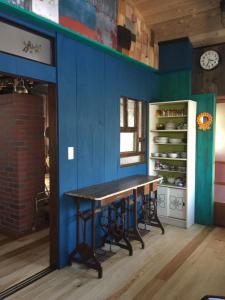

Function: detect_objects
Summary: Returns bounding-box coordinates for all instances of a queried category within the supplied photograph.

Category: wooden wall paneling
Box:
[214,202,225,226]
[118,61,158,178]
[0,52,56,83]
[191,93,216,225]
[76,44,105,189]
[117,0,158,68]
[159,70,192,100]
[192,44,225,96]
[158,71,216,225]
[56,33,77,268]
[104,55,121,181]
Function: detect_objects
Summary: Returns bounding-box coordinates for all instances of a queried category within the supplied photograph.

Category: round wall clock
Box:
[200,50,220,70]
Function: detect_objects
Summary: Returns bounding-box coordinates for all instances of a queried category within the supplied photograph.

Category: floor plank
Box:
[0,229,49,293]
[0,229,49,257]
[133,227,212,300]
[150,227,225,300]
[7,224,207,300]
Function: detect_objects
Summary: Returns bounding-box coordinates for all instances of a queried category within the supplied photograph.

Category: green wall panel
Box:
[159,70,192,100]
[159,70,216,225]
[191,93,216,225]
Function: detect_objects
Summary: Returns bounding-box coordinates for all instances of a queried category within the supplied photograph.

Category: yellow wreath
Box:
[197,112,213,131]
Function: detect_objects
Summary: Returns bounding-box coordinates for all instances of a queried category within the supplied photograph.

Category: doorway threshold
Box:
[0,266,55,300]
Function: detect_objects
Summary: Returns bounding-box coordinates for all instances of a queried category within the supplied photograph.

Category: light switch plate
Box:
[68,147,74,160]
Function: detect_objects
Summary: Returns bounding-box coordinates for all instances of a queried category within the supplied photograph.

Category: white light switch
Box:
[68,147,74,160]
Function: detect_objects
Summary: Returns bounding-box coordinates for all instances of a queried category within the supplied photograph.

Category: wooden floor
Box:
[0,228,49,292]
[6,225,225,300]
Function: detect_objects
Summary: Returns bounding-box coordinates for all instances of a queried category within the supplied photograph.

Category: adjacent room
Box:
[0,73,57,294]
[0,1,225,300]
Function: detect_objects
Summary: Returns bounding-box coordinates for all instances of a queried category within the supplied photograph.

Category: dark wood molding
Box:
[120,151,145,158]
[120,161,145,168]
[120,97,146,167]
[216,96,225,103]
[48,85,58,268]
[120,127,137,132]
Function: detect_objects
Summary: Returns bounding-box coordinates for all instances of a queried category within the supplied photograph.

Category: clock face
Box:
[200,50,220,70]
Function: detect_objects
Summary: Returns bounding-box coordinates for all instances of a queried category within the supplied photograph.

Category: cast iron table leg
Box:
[69,198,103,279]
[133,189,145,249]
[92,201,103,278]
[154,190,165,234]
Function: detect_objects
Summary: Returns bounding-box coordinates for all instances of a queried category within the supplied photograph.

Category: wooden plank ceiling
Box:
[132,0,225,47]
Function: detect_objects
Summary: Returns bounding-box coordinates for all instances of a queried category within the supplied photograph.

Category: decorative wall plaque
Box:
[0,20,52,65]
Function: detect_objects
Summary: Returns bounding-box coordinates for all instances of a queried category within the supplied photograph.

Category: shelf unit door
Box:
[157,186,168,216]
[168,188,186,220]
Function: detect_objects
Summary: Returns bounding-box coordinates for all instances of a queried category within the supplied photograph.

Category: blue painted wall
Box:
[0,3,160,267]
[159,38,193,73]
[1,3,215,271]
[0,3,216,270]
[56,34,160,267]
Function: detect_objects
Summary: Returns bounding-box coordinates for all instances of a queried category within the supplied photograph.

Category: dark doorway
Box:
[0,73,58,296]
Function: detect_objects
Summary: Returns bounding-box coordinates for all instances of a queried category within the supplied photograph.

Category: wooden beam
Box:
[151,8,223,42]
[133,0,194,13]
[141,0,219,25]
[191,29,225,48]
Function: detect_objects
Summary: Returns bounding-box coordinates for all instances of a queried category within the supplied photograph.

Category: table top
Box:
[65,175,162,201]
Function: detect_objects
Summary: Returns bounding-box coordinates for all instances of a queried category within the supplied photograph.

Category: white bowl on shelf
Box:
[167,176,175,184]
[154,136,168,144]
[160,153,168,158]
[168,153,178,158]
[165,122,176,130]
[151,153,160,157]
[169,138,182,144]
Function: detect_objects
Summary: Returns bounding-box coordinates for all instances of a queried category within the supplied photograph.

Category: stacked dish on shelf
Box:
[151,152,187,158]
[155,122,187,131]
[165,122,175,130]
[150,105,189,189]
[149,100,197,228]
[153,136,186,145]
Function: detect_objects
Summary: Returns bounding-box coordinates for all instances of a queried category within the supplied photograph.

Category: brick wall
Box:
[0,94,45,236]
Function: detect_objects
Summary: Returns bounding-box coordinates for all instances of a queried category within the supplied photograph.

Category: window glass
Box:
[120,132,136,152]
[120,155,142,165]
[120,98,124,127]
[127,99,135,127]
[138,102,142,137]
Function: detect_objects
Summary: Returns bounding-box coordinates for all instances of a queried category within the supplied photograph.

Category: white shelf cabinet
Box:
[148,100,196,228]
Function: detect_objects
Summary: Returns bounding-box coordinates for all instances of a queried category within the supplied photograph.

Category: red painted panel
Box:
[215,163,225,182]
[215,184,225,203]
[60,16,97,41]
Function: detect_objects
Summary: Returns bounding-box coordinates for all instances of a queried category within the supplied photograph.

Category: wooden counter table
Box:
[65,175,163,278]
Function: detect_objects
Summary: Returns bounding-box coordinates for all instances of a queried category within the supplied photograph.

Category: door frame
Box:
[48,84,58,268]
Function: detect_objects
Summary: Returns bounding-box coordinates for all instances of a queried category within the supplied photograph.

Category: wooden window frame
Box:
[120,96,146,167]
